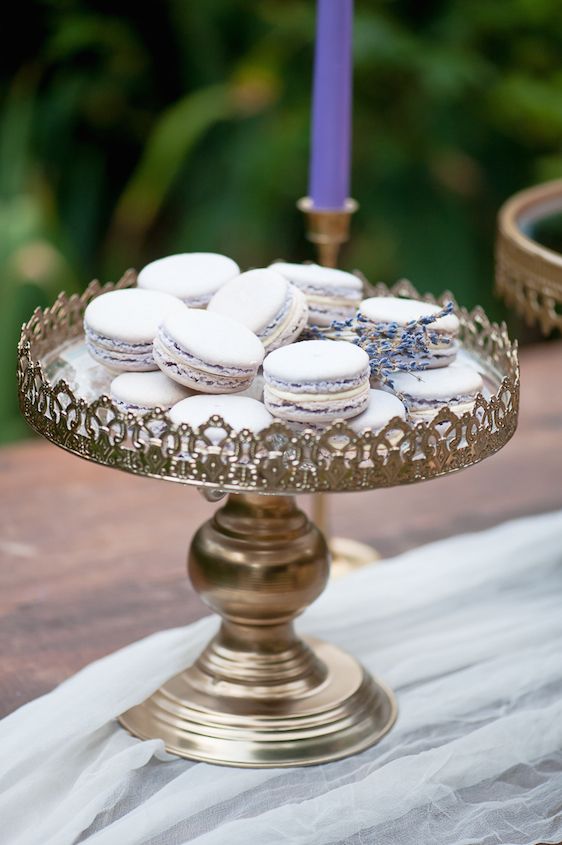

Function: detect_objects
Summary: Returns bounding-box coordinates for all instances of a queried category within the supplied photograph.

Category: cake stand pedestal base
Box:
[119,493,396,768]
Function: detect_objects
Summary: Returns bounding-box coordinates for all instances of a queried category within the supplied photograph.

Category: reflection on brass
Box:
[312,493,380,579]
[496,179,562,335]
[17,274,519,496]
[120,493,396,766]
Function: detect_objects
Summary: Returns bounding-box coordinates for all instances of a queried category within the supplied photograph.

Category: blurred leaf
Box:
[111,84,235,241]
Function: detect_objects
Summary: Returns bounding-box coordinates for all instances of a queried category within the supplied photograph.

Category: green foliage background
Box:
[3,0,561,442]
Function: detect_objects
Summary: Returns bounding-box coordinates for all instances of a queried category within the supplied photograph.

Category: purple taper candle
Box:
[308,0,353,210]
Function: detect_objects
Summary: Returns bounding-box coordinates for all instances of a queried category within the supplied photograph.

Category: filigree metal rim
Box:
[17,271,519,495]
[496,179,562,335]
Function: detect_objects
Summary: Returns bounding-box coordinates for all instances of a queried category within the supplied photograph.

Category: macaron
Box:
[263,339,370,423]
[154,308,264,393]
[138,253,240,307]
[207,268,308,352]
[169,394,272,444]
[271,262,363,326]
[388,364,484,422]
[348,389,407,434]
[358,296,460,369]
[110,371,192,415]
[84,288,180,372]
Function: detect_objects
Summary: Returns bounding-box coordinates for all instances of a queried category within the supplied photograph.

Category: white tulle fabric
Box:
[2,510,562,845]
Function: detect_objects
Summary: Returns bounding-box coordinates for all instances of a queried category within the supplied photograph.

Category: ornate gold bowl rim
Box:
[17,273,519,495]
[496,178,562,334]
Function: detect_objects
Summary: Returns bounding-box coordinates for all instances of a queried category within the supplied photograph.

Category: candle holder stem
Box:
[297,197,357,268]
[298,196,380,576]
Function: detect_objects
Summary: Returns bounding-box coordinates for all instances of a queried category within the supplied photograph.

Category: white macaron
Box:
[271,262,363,326]
[84,288,180,372]
[169,394,272,444]
[359,296,460,369]
[388,364,484,421]
[208,268,308,351]
[138,253,240,307]
[154,308,264,393]
[263,339,370,423]
[110,371,193,414]
[348,389,407,434]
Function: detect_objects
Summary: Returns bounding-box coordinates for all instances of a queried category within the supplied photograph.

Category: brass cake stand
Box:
[17,273,519,768]
[496,179,562,335]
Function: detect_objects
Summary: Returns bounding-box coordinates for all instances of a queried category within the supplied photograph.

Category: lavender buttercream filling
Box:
[404,393,476,408]
[154,345,248,390]
[296,284,362,301]
[87,342,154,366]
[85,327,153,355]
[264,367,369,394]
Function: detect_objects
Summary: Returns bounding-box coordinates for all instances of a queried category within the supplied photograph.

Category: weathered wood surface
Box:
[1,341,561,717]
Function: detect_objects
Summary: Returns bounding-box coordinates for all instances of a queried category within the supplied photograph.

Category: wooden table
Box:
[1,342,561,718]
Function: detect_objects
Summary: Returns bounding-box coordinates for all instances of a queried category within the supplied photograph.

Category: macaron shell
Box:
[264,381,370,423]
[271,262,363,294]
[208,269,291,333]
[359,296,460,335]
[138,253,240,303]
[87,343,157,373]
[263,340,369,386]
[305,297,359,326]
[110,371,193,409]
[153,339,255,393]
[160,309,264,370]
[348,389,407,433]
[388,364,484,401]
[84,289,181,343]
[169,394,272,433]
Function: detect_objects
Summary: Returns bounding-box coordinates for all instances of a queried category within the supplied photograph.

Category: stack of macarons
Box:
[355,295,483,420]
[83,251,482,434]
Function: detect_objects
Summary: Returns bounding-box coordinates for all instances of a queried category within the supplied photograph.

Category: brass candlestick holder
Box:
[298,196,379,573]
[17,273,519,767]
[496,179,562,335]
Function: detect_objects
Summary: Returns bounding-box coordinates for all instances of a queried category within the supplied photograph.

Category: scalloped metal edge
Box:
[17,271,520,494]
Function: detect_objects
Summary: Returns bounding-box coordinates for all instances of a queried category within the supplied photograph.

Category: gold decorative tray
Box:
[18,273,519,496]
[496,179,562,335]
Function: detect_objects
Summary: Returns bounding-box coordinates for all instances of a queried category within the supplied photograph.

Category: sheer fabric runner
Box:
[1,510,562,845]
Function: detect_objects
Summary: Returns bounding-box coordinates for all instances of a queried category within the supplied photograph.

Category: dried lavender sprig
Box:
[303,301,455,387]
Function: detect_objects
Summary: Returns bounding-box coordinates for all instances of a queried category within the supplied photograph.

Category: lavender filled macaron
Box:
[84,288,180,372]
[271,262,363,326]
[208,268,308,351]
[169,394,272,444]
[138,253,240,308]
[358,297,460,369]
[263,339,370,423]
[348,389,407,434]
[154,308,264,393]
[388,364,484,422]
[110,371,193,415]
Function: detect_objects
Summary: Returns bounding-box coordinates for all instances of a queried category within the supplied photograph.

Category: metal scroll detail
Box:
[17,272,519,495]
